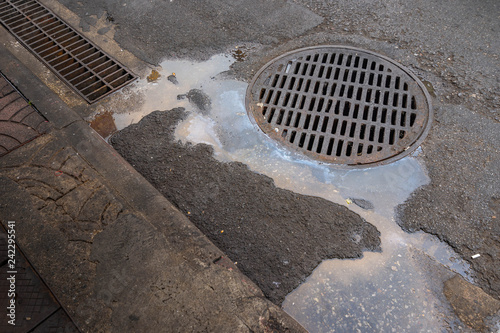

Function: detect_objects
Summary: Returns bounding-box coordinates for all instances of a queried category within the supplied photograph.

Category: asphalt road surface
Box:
[47,0,500,331]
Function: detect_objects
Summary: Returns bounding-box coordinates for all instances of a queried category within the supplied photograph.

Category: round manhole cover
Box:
[246,46,433,167]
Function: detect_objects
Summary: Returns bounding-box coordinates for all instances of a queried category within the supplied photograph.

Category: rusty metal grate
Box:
[0,0,136,103]
[246,46,433,167]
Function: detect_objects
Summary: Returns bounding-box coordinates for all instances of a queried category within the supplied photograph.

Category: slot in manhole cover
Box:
[0,0,137,103]
[246,46,433,167]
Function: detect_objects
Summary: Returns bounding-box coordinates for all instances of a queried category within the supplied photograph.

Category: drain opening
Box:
[246,46,432,167]
[0,0,137,103]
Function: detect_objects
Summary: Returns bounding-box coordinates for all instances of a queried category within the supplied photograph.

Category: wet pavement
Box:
[1,0,499,332]
[0,46,305,332]
[108,56,476,331]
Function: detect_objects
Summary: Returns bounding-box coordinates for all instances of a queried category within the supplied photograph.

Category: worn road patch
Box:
[110,108,381,304]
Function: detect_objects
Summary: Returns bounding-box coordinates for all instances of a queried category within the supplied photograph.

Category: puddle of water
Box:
[112,54,234,130]
[116,55,472,332]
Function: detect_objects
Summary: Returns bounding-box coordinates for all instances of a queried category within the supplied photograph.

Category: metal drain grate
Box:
[246,46,432,167]
[0,0,136,103]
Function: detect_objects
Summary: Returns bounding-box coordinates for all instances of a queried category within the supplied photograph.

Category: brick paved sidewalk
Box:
[0,73,78,332]
[0,74,50,157]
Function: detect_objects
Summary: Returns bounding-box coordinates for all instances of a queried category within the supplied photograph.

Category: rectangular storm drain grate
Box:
[0,0,137,103]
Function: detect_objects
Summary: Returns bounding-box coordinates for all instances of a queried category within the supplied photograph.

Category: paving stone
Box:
[0,231,60,332]
[0,75,49,157]
[31,308,79,333]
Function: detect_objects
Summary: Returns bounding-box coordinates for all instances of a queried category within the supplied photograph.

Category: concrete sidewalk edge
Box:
[0,40,307,332]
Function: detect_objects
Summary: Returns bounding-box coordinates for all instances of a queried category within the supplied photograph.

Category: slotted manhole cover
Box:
[246,46,433,167]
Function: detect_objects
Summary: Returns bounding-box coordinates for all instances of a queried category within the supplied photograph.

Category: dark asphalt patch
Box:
[397,104,500,301]
[110,108,381,304]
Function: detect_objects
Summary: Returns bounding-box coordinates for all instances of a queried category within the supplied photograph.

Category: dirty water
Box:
[89,111,117,138]
[112,55,473,332]
[111,54,234,131]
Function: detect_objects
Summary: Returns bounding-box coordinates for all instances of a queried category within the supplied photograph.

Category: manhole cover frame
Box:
[245,45,433,168]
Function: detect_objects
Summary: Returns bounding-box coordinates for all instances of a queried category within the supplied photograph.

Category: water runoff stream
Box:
[107,54,472,332]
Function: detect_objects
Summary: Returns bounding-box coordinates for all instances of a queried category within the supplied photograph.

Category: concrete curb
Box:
[0,37,307,332]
